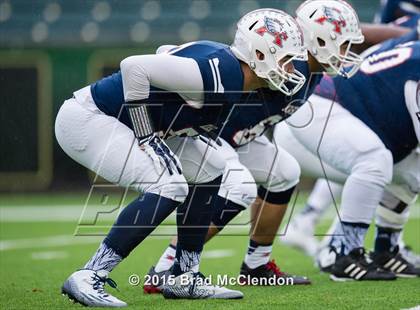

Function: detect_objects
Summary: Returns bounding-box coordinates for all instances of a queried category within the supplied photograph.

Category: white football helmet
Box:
[296,0,365,78]
[231,9,308,96]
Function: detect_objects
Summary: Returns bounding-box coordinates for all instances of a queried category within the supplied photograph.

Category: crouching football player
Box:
[56,8,308,307]
[274,27,420,281]
[145,0,367,290]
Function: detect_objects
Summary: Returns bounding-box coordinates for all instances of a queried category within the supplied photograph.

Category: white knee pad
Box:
[340,147,394,224]
[141,173,189,203]
[376,184,417,229]
[351,147,393,186]
[218,160,258,209]
[266,150,301,193]
[392,146,420,194]
[237,136,300,193]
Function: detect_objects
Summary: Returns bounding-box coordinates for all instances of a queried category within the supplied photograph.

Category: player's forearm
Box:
[354,23,411,53]
[352,23,410,53]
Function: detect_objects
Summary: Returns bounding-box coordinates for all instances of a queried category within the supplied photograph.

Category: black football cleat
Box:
[330,247,397,282]
[143,266,171,294]
[370,246,420,278]
[239,260,311,285]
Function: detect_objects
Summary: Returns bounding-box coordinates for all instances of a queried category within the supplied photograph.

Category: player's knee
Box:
[353,147,393,186]
[235,181,258,208]
[145,174,189,203]
[222,180,257,209]
[376,204,409,230]
[220,165,257,208]
[265,152,301,193]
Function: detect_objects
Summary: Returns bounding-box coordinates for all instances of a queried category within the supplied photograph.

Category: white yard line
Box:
[0,206,85,222]
[0,225,249,252]
[0,206,177,222]
[31,250,69,260]
[0,235,103,251]
[202,249,235,259]
[1,204,418,223]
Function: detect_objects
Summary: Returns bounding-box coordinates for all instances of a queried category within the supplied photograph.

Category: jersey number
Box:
[360,47,413,74]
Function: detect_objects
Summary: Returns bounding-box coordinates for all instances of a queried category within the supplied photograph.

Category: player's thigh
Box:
[167,136,257,207]
[237,135,300,191]
[288,95,391,176]
[166,136,229,184]
[55,99,187,200]
[274,122,347,183]
[391,146,420,194]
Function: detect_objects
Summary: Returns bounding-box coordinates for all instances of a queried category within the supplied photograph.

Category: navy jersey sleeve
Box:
[172,41,244,103]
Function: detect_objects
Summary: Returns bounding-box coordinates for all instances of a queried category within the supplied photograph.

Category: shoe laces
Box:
[91,273,118,296]
[354,249,382,271]
[266,260,285,276]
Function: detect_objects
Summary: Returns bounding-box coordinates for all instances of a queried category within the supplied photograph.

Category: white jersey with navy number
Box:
[220,61,322,147]
[90,41,243,136]
[315,30,420,163]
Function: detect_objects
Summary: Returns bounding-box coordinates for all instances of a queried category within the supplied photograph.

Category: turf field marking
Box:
[0,235,102,251]
[0,206,178,222]
[31,250,68,260]
[1,204,419,222]
[0,206,84,222]
[202,249,235,259]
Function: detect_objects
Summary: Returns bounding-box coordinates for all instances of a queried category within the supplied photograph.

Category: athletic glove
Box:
[128,105,182,175]
[140,134,182,175]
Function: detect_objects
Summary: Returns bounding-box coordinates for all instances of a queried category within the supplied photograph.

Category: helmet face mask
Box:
[322,39,364,78]
[296,0,365,78]
[231,8,308,96]
[266,55,307,95]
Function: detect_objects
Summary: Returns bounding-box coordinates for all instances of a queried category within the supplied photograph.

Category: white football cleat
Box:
[62,269,127,307]
[161,271,243,299]
[281,215,319,257]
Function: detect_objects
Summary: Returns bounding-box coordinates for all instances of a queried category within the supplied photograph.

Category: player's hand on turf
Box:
[139,134,182,175]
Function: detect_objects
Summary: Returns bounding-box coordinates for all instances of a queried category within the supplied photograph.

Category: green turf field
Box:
[1,193,419,309]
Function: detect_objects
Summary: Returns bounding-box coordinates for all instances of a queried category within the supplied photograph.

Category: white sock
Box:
[84,242,122,272]
[155,244,176,272]
[244,240,272,269]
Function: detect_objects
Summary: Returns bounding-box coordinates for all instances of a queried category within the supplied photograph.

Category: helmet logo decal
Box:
[315,6,346,34]
[255,17,288,48]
